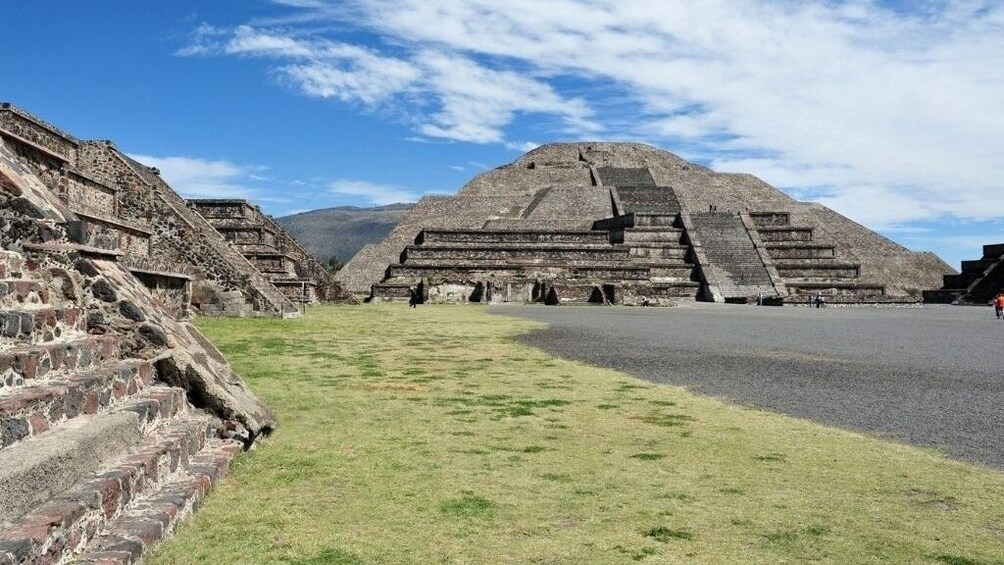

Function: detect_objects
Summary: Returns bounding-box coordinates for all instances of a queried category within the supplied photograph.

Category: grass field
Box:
[150,304,1004,564]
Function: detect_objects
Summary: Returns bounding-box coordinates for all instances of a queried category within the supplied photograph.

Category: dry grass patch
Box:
[150,304,1004,564]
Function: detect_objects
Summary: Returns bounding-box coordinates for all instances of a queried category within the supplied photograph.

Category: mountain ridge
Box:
[276,203,414,266]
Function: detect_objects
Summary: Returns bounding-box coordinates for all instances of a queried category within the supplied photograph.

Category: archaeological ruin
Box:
[924,243,1004,304]
[0,104,292,563]
[340,143,952,305]
[189,199,349,307]
[0,103,351,319]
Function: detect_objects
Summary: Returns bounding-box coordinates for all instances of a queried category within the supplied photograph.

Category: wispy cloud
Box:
[176,0,1004,232]
[127,154,273,201]
[328,179,421,205]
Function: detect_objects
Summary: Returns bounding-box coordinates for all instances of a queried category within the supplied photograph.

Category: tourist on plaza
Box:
[408,286,420,308]
[994,291,1004,319]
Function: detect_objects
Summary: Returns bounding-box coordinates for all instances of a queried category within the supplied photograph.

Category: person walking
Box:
[994,291,1004,319]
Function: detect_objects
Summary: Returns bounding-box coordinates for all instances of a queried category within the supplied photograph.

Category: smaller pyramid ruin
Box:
[0,105,275,562]
[189,199,351,307]
[924,243,1004,304]
[340,143,951,305]
[0,103,348,318]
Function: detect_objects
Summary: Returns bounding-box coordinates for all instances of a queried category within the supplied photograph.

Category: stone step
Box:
[628,245,689,259]
[764,243,836,259]
[755,226,814,242]
[598,167,657,187]
[0,279,49,309]
[0,388,195,529]
[417,230,609,246]
[775,262,860,279]
[386,260,656,279]
[73,439,241,565]
[640,265,694,280]
[959,258,996,273]
[983,243,1004,258]
[625,281,701,299]
[370,283,414,302]
[621,229,684,244]
[632,214,677,227]
[401,246,630,263]
[0,414,222,565]
[0,305,86,346]
[0,359,156,450]
[784,281,886,297]
[386,263,651,280]
[0,335,121,390]
[922,289,966,304]
[748,212,791,227]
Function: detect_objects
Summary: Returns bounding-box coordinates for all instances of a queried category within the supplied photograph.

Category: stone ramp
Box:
[924,243,1004,304]
[688,213,775,299]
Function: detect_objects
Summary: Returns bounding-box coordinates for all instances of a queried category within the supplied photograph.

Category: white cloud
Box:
[178,0,1004,228]
[127,154,268,200]
[328,179,421,205]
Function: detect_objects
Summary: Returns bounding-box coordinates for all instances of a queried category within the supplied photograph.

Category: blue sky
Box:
[4,0,1003,269]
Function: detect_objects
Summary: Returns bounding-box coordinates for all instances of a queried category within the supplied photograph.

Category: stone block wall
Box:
[0,103,78,162]
[78,141,156,227]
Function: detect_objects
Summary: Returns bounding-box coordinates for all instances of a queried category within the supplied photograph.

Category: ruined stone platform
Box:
[0,103,316,318]
[187,199,353,306]
[0,105,276,563]
[924,243,1004,305]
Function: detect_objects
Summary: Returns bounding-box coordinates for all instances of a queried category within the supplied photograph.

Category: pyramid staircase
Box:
[0,248,241,564]
[923,243,1004,304]
[748,212,888,302]
[597,182,700,302]
[685,212,777,300]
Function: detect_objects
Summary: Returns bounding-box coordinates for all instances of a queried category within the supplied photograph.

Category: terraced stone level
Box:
[748,211,899,303]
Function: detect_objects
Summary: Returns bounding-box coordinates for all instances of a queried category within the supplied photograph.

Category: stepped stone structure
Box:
[924,243,1004,304]
[188,199,351,306]
[0,122,275,562]
[0,103,303,318]
[341,143,951,305]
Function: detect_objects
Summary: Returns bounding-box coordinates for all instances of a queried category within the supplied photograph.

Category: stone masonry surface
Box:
[0,110,275,563]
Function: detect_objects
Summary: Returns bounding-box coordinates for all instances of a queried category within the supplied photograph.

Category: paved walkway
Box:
[493,303,1004,469]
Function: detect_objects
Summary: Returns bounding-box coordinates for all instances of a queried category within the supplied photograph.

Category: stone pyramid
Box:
[339,143,951,305]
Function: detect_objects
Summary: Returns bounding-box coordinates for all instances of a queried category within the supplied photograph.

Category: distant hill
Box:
[275,203,414,266]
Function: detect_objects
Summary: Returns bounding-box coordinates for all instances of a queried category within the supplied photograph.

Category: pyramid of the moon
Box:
[337,143,952,305]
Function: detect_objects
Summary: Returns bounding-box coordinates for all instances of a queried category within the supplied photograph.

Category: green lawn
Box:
[150,304,1004,564]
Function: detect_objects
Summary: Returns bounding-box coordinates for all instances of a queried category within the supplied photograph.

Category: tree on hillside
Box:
[327,255,343,274]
